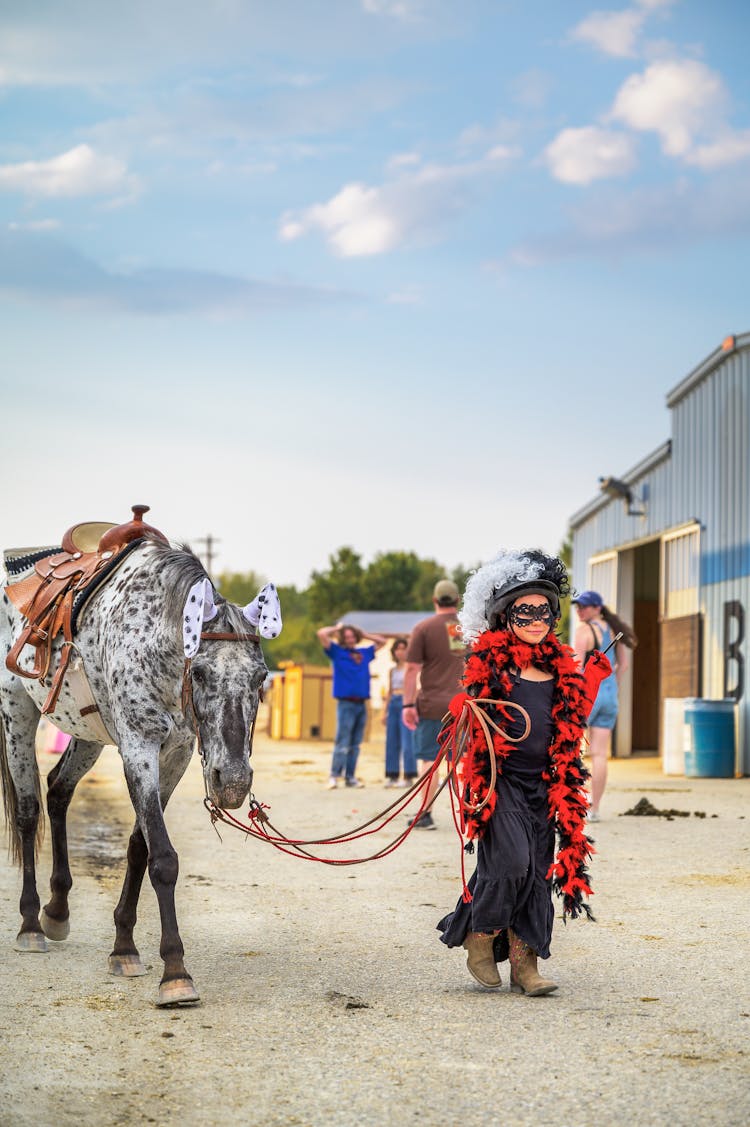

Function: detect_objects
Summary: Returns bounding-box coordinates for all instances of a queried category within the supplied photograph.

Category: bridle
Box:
[181,629,263,780]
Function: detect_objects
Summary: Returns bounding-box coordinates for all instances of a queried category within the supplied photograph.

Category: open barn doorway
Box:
[630,540,661,753]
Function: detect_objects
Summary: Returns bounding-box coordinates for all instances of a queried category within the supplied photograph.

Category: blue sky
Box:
[1,0,748,589]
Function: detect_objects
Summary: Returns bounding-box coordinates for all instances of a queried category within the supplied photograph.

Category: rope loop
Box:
[200,693,530,905]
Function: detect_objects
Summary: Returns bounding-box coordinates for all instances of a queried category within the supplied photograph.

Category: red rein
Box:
[204,739,475,899]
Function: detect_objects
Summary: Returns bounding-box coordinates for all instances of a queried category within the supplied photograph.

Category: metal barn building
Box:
[569,333,749,775]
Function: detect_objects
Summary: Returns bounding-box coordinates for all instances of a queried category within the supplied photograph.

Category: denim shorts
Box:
[414,717,444,762]
[588,695,618,730]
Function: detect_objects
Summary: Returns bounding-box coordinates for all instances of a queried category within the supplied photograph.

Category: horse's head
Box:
[188,606,268,809]
[180,573,282,810]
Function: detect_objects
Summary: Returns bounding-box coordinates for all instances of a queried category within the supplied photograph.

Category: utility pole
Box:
[196,534,220,574]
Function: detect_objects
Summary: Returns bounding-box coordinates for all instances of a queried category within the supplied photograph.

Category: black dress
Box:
[437,675,557,959]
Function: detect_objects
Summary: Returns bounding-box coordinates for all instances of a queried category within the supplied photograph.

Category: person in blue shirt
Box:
[317,622,387,788]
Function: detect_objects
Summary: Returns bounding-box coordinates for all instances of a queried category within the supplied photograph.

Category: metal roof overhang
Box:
[666,331,750,408]
[569,439,672,530]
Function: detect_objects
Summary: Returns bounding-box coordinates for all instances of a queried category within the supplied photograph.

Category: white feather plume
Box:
[458,550,545,646]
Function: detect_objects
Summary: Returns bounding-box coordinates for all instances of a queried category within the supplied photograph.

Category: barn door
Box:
[660,526,702,698]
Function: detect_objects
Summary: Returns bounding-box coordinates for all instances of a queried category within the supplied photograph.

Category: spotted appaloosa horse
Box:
[0,538,275,1006]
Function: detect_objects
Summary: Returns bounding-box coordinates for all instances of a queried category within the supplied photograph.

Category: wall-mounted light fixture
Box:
[598,476,647,517]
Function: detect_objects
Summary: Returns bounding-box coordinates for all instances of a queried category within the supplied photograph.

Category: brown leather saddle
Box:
[5,504,168,715]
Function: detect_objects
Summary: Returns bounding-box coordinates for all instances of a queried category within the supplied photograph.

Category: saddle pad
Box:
[4,546,60,580]
[2,538,145,635]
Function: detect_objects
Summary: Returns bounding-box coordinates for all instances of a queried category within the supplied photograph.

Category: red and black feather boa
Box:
[442,628,607,920]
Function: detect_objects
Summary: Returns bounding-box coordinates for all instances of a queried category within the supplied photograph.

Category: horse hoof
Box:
[15,931,48,953]
[156,978,201,1007]
[108,953,148,977]
[40,908,70,941]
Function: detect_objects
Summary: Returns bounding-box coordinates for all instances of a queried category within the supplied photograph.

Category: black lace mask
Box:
[507,602,554,628]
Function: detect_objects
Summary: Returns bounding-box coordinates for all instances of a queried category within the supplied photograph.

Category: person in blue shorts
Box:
[573,591,637,821]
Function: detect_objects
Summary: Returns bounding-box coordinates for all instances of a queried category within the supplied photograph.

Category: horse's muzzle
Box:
[209,766,253,810]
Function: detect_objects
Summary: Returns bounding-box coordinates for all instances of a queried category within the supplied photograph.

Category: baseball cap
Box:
[572,590,603,608]
[433,579,460,605]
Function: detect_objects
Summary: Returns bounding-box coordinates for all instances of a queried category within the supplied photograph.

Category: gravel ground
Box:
[0,731,748,1127]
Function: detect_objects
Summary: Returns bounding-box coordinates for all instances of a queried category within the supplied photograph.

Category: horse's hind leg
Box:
[41,738,103,941]
[0,675,47,951]
[109,818,150,977]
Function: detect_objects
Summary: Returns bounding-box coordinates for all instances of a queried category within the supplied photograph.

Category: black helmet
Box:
[485,579,561,629]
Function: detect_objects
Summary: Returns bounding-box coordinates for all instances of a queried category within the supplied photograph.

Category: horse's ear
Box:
[243,583,282,639]
[182,577,218,657]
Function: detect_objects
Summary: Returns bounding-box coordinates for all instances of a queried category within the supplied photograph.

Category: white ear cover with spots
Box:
[183,577,218,658]
[242,583,282,639]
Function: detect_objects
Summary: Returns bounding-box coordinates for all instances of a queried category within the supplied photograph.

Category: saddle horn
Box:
[97,504,169,554]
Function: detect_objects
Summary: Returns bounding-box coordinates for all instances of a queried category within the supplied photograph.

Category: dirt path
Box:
[1,736,748,1126]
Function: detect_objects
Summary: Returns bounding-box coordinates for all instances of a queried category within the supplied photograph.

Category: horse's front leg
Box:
[119,738,199,1006]
[42,738,103,941]
[109,818,150,978]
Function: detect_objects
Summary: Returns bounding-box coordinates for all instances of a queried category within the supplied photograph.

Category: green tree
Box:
[213,548,489,671]
[450,561,479,599]
[362,551,434,610]
[214,573,317,669]
[263,584,317,667]
[307,546,365,623]
[215,569,267,605]
[411,558,448,608]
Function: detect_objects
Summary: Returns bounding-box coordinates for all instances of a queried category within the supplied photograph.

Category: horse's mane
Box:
[145,539,248,633]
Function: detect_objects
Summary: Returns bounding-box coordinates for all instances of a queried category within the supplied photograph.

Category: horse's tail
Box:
[0,709,43,866]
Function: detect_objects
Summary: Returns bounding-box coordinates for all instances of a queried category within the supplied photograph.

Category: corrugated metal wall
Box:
[571,339,750,774]
[670,345,749,562]
[571,449,672,590]
[670,346,749,772]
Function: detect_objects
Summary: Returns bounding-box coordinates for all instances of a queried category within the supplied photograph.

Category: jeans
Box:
[384,696,417,779]
[330,699,367,780]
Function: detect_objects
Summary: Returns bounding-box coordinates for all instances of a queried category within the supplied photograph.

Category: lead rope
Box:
[203,697,531,893]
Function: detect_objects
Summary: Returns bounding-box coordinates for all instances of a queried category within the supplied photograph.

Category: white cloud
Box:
[0,227,354,316]
[611,59,725,156]
[0,2,444,88]
[361,0,425,20]
[281,181,400,256]
[8,218,60,231]
[610,58,750,168]
[570,1,676,58]
[547,57,750,185]
[571,9,646,59]
[386,283,423,304]
[509,68,554,110]
[544,126,637,185]
[387,151,421,170]
[685,131,750,170]
[0,144,138,199]
[457,118,521,154]
[279,148,517,256]
[486,144,516,162]
[502,173,750,268]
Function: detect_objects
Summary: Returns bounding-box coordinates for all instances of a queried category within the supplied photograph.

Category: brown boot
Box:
[508,928,558,996]
[463,931,502,989]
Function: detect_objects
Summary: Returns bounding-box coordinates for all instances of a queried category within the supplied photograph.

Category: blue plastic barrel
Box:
[683,699,736,778]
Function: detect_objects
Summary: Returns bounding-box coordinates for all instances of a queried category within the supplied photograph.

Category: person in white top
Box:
[382,638,417,786]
